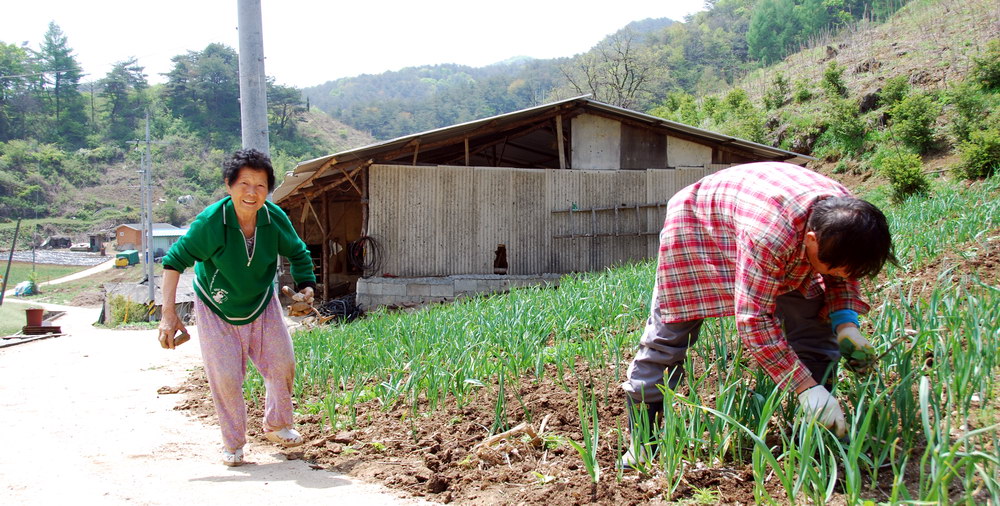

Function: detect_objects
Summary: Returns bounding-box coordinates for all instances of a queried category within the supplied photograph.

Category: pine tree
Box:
[37,22,87,147]
[100,58,148,143]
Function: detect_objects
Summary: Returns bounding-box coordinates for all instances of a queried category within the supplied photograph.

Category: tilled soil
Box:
[172,229,1000,505]
[179,363,793,505]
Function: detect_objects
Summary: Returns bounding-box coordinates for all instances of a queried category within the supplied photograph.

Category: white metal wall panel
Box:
[667,136,714,167]
[369,163,735,277]
[571,114,621,170]
[548,170,584,272]
[435,166,478,274]
[646,169,677,255]
[474,167,513,275]
[509,170,548,274]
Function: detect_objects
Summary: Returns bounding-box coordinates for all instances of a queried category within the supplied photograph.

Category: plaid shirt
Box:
[655,162,870,391]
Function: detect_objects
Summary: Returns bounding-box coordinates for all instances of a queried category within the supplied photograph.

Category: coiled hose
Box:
[347,236,384,279]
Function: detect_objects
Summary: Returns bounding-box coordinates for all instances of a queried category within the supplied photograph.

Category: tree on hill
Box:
[100,58,148,143]
[164,43,241,147]
[268,80,305,134]
[560,29,662,109]
[0,42,32,142]
[37,22,88,148]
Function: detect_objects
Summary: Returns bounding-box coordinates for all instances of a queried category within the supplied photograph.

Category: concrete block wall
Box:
[356,274,562,310]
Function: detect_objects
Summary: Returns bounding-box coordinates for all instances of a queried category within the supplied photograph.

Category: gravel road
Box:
[0,301,431,506]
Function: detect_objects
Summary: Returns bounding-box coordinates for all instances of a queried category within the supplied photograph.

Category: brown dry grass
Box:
[742,0,1000,102]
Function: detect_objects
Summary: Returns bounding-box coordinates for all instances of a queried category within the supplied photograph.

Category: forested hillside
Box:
[0,25,371,236]
[304,0,911,140]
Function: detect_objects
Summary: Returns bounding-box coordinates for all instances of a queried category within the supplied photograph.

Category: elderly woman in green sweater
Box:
[157,149,316,467]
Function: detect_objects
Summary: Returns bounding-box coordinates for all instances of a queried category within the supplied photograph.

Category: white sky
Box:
[3,0,707,88]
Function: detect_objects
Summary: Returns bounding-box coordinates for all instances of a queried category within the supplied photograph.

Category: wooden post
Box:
[361,167,369,237]
[322,193,329,300]
[464,137,470,166]
[556,115,566,170]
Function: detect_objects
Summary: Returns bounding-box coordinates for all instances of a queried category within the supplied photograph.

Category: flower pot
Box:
[25,308,44,327]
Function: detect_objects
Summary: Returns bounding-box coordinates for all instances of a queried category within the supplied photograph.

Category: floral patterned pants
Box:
[194,294,295,451]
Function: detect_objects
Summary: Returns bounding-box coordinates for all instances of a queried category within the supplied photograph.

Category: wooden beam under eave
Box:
[304,198,327,239]
[412,140,420,165]
[338,164,363,195]
[317,162,370,196]
[300,159,371,198]
[556,114,566,170]
[374,108,577,164]
[287,156,339,200]
[464,138,470,166]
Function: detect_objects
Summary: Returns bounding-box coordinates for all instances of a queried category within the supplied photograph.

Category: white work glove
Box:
[837,326,876,375]
[797,385,847,437]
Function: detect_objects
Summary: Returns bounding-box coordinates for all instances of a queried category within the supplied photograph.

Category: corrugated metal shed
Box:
[273,96,814,301]
[368,164,730,277]
[273,96,812,204]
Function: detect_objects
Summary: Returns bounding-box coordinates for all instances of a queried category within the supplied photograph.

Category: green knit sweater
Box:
[162,197,315,325]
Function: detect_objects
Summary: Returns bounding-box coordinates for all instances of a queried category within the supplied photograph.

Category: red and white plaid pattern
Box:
[655,162,870,391]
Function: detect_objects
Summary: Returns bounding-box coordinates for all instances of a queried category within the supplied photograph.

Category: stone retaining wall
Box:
[356,274,562,310]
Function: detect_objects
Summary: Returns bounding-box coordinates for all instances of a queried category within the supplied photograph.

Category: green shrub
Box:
[649,92,701,126]
[718,89,766,143]
[879,75,910,107]
[891,93,939,153]
[945,80,993,143]
[108,294,151,325]
[877,150,929,202]
[793,79,813,103]
[970,39,1000,90]
[776,113,822,153]
[823,62,848,98]
[823,97,865,155]
[958,128,1000,179]
[764,73,790,110]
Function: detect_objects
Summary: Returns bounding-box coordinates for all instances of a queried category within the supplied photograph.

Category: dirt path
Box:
[0,300,431,505]
[41,258,116,285]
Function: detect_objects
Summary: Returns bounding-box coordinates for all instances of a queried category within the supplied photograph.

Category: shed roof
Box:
[152,228,188,238]
[119,223,179,231]
[273,96,813,204]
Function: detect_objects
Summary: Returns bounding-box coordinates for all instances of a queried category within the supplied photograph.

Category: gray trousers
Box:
[622,286,840,404]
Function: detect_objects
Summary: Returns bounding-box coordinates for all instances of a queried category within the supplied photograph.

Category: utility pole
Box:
[140,111,155,306]
[238,0,269,155]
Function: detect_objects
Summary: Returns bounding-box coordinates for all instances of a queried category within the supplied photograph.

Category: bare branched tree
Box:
[560,29,660,109]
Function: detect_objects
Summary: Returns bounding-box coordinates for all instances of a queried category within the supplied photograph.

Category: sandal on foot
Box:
[264,427,303,447]
[222,447,244,467]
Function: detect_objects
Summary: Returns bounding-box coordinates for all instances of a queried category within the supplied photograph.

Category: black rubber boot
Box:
[619,396,664,470]
[626,395,664,436]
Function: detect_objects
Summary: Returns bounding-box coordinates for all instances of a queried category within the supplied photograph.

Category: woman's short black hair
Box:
[807,196,897,279]
[223,148,275,192]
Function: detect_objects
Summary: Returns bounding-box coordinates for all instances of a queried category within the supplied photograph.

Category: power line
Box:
[0,69,81,80]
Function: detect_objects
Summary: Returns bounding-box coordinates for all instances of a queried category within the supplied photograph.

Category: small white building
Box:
[151,227,188,260]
